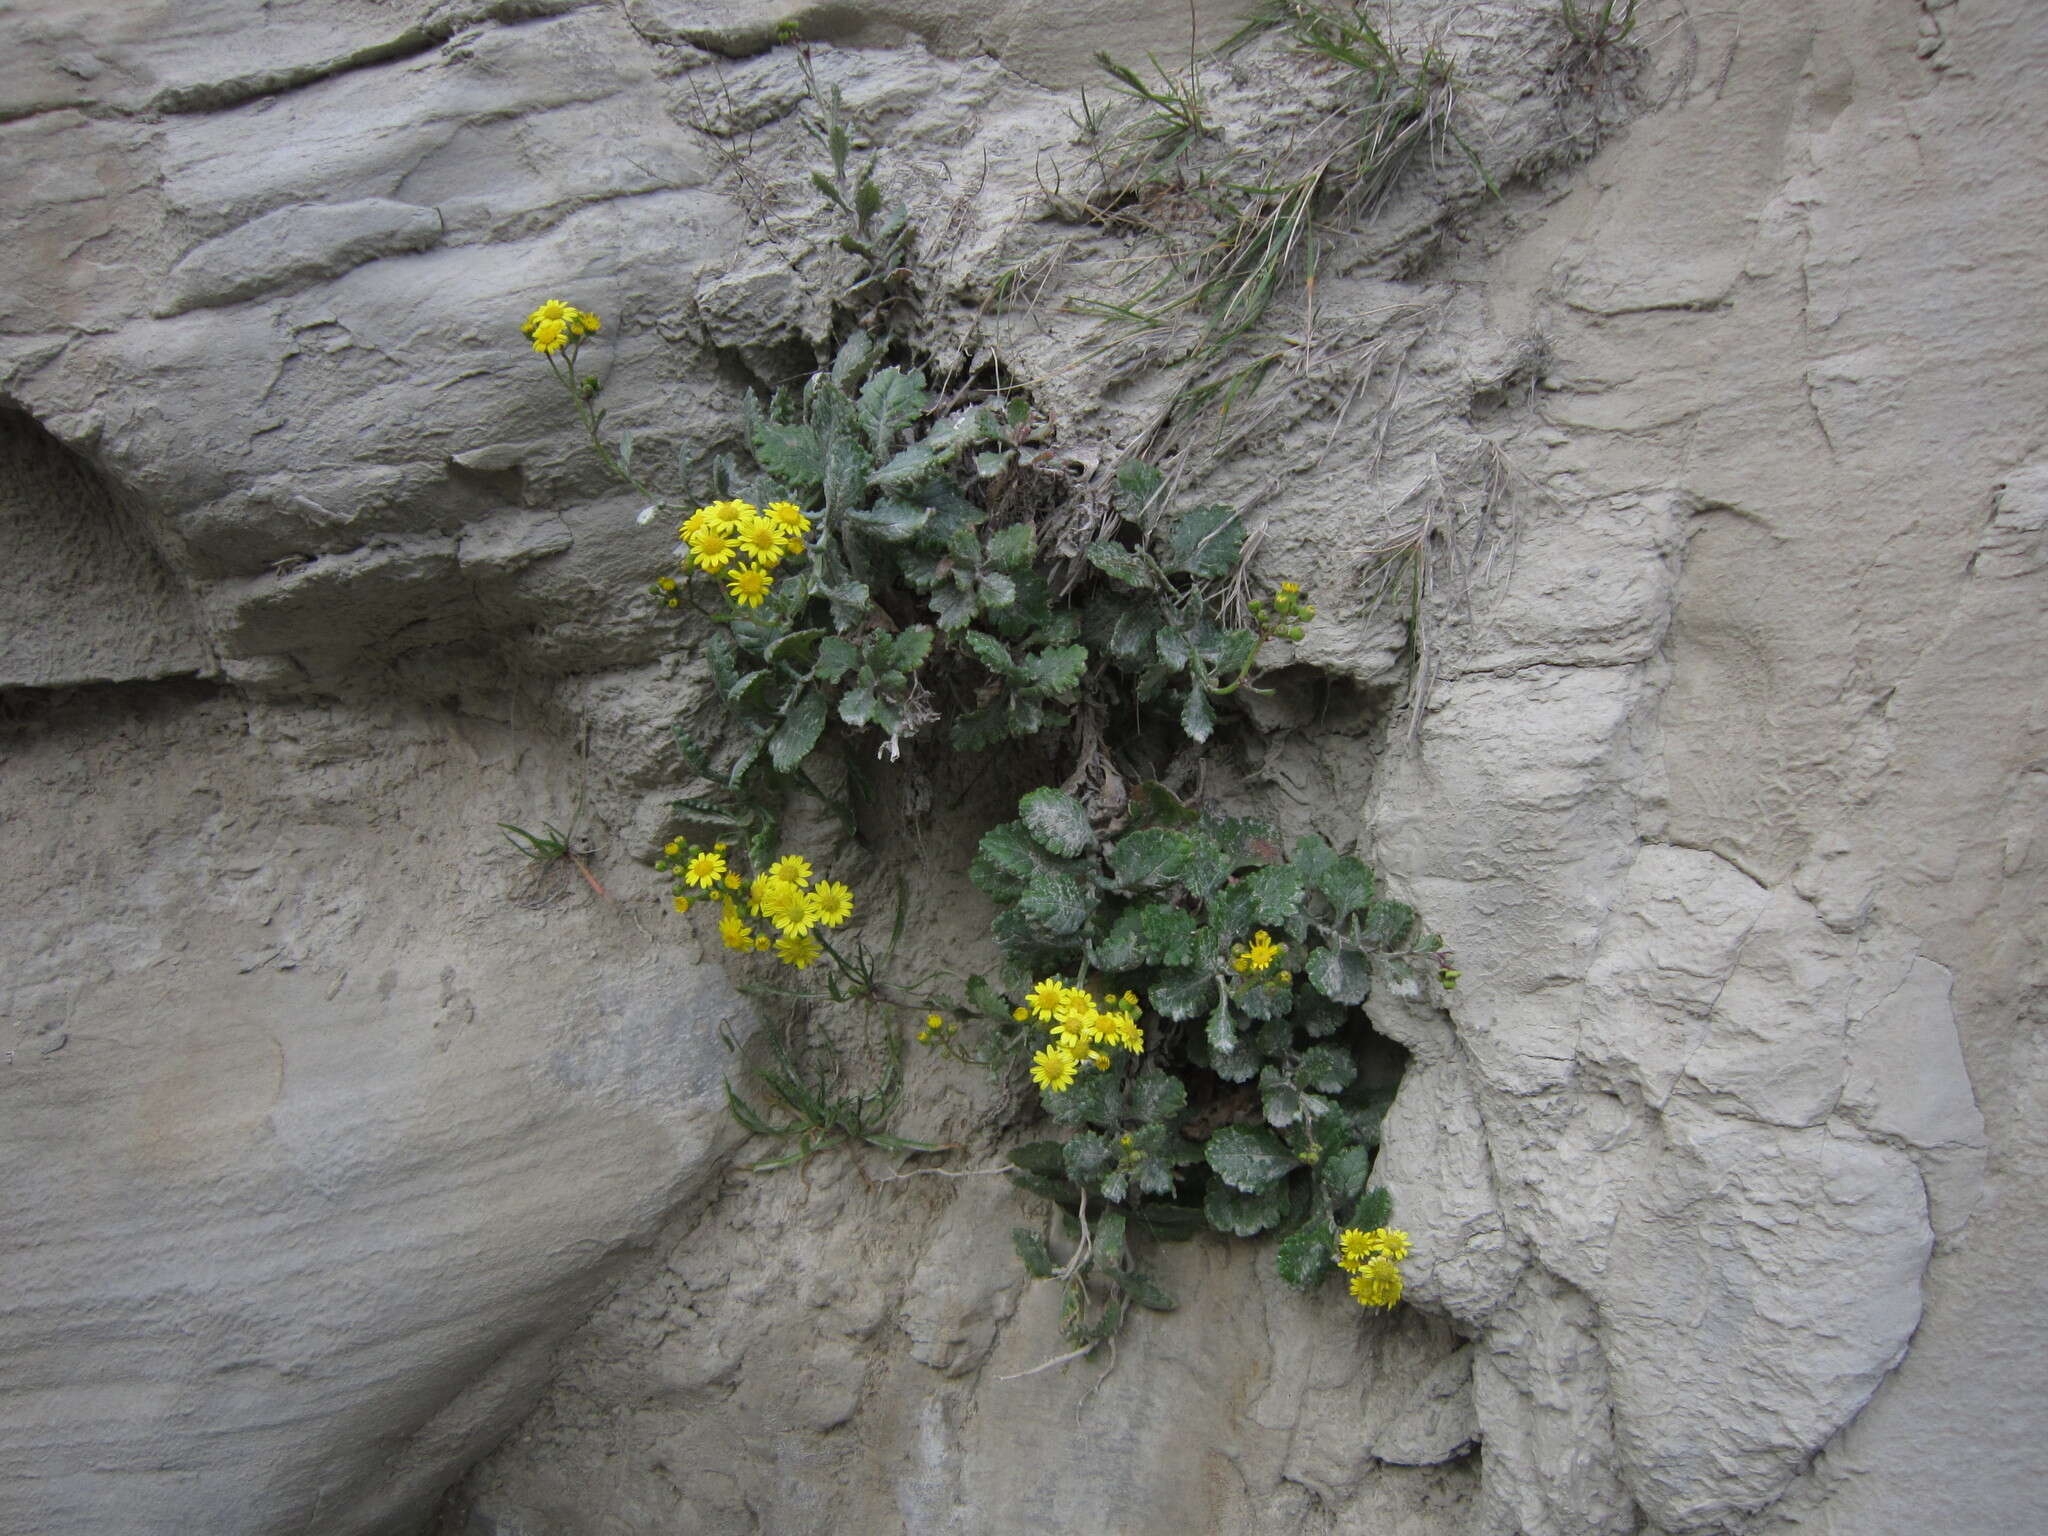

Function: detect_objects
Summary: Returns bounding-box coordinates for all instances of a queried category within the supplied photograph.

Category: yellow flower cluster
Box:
[1250,578,1316,643]
[1335,1226,1410,1309]
[916,1012,957,1047]
[669,499,813,611]
[522,298,600,355]
[1018,977,1147,1093]
[1231,929,1288,975]
[653,843,853,970]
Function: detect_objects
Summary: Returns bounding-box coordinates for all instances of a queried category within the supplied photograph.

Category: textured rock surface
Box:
[1,1,2043,1534]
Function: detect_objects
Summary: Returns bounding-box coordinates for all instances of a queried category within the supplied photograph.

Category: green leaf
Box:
[1206,996,1240,1062]
[975,822,1040,883]
[764,627,826,668]
[1318,857,1375,919]
[1297,1045,1357,1094]
[1008,1169,1074,1206]
[1019,787,1093,857]
[1276,1219,1335,1291]
[1147,967,1213,1021]
[886,625,934,672]
[1085,910,1142,974]
[1351,1187,1393,1232]
[1245,864,1306,924]
[1260,1067,1330,1130]
[985,522,1035,572]
[1204,1124,1299,1193]
[857,366,928,454]
[1108,828,1191,890]
[846,499,931,542]
[1291,833,1336,885]
[1085,540,1154,588]
[1024,644,1088,694]
[830,330,878,388]
[1009,1140,1068,1177]
[822,432,871,515]
[752,419,825,489]
[811,168,848,209]
[951,703,1012,751]
[1020,872,1094,935]
[1063,1131,1117,1187]
[1095,1208,1128,1269]
[854,174,884,222]
[1114,1268,1177,1311]
[974,448,1013,478]
[724,668,771,710]
[1160,502,1246,580]
[978,570,1018,610]
[1127,1070,1188,1125]
[1204,1181,1287,1237]
[769,689,826,772]
[1114,459,1163,517]
[1181,687,1216,743]
[837,684,876,727]
[930,581,979,631]
[1046,1069,1123,1128]
[966,974,1007,1019]
[1136,904,1199,966]
[1011,1226,1055,1278]
[1321,1144,1374,1202]
[1308,946,1372,1006]
[1362,899,1418,951]
[1106,604,1159,665]
[1293,989,1349,1038]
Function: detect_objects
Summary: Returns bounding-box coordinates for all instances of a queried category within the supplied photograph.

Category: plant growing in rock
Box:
[967,781,1449,1344]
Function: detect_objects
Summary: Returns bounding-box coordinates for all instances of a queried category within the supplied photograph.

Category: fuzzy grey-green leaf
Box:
[1019,787,1093,857]
[1204,1124,1298,1193]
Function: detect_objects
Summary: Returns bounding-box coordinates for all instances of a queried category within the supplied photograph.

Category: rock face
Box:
[2,2,2042,1535]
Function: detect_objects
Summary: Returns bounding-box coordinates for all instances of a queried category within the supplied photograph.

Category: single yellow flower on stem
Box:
[683,850,728,888]
[726,564,773,607]
[690,526,738,572]
[717,904,760,952]
[774,932,822,969]
[522,299,573,336]
[1029,1046,1078,1092]
[768,855,813,886]
[758,878,811,933]
[1233,930,1287,974]
[808,880,854,927]
[765,500,812,535]
[1025,978,1067,1022]
[736,516,785,568]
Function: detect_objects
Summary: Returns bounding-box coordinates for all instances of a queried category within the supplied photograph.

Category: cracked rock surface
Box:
[2,2,2043,1534]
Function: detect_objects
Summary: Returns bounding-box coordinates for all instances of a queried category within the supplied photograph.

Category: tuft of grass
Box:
[1560,0,1639,50]
[723,1019,948,1171]
[1094,51,1212,162]
[1071,0,1480,434]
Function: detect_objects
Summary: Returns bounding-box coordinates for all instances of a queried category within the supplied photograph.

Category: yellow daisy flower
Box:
[1029,1046,1078,1092]
[726,564,773,607]
[768,855,813,886]
[1348,1256,1403,1310]
[683,850,728,889]
[735,516,785,568]
[1025,978,1067,1022]
[690,527,738,572]
[774,932,822,968]
[808,881,854,927]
